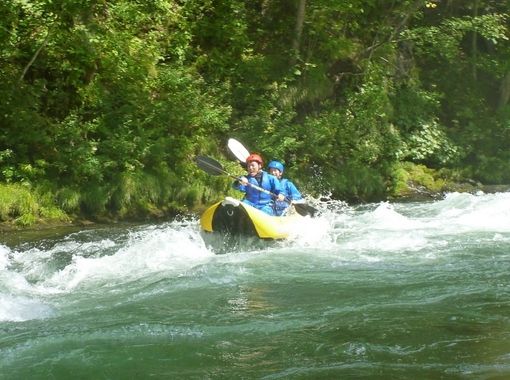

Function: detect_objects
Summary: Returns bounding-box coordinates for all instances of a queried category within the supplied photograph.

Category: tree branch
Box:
[19,31,50,83]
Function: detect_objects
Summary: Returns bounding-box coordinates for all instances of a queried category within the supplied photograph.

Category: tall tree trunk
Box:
[498,71,510,110]
[471,0,479,80]
[291,0,306,61]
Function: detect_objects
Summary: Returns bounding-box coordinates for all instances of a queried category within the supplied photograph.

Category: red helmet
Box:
[246,153,263,165]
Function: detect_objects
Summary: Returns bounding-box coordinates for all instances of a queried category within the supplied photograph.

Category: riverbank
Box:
[1,161,509,235]
[2,184,509,238]
[391,181,510,202]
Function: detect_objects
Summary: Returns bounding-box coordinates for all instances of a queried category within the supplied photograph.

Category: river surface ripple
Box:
[1,192,509,379]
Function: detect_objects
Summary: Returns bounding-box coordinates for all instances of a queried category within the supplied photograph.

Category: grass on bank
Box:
[0,162,480,228]
[0,183,69,227]
[0,166,233,227]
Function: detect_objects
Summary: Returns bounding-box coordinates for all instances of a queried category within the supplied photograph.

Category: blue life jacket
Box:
[234,171,282,206]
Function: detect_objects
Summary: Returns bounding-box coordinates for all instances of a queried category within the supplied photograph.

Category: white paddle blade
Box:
[227,138,250,162]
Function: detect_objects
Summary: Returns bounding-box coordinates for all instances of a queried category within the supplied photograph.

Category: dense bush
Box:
[0,0,509,223]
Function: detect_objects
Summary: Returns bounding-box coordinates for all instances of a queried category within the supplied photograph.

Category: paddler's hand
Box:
[239,176,248,185]
[277,193,285,202]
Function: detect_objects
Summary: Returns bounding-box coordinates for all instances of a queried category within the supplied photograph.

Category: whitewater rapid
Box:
[1,191,510,323]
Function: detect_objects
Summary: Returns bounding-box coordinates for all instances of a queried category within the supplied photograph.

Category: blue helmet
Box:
[267,160,284,173]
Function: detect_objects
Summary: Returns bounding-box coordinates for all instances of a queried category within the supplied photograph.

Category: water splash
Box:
[0,244,55,321]
[0,293,54,321]
[0,219,216,321]
[1,191,510,322]
[39,220,214,292]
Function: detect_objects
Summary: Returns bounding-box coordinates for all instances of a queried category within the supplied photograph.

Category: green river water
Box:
[1,192,509,379]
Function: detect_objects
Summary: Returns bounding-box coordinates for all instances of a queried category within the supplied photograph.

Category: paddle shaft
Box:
[222,169,283,199]
[195,155,282,199]
[196,155,317,216]
[218,167,278,197]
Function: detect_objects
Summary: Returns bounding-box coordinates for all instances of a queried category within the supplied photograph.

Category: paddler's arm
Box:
[269,175,285,202]
[287,181,302,201]
[232,176,248,192]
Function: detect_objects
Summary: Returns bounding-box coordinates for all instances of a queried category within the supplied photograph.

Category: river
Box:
[1,191,509,379]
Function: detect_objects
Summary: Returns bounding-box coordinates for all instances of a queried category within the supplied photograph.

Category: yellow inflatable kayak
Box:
[200,197,302,251]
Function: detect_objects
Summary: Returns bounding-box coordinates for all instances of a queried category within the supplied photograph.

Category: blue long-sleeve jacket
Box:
[273,178,302,215]
[280,178,302,201]
[233,171,282,213]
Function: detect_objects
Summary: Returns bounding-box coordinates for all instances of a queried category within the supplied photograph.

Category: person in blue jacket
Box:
[267,160,303,216]
[233,153,285,216]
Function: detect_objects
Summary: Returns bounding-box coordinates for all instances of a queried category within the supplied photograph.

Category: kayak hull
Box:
[200,197,301,253]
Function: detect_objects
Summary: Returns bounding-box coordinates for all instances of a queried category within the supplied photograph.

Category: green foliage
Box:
[471,154,510,184]
[324,162,387,202]
[0,0,509,226]
[400,7,510,183]
[391,162,447,197]
[0,184,36,221]
[0,183,69,226]
[55,187,81,213]
[398,119,461,166]
[392,86,442,133]
[405,14,508,62]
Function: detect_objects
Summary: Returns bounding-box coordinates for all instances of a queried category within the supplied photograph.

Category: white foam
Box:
[287,215,334,247]
[0,244,56,321]
[0,220,217,321]
[421,192,510,233]
[296,192,510,260]
[0,293,54,322]
[2,192,509,320]
[0,244,10,270]
[369,202,423,230]
[40,221,214,291]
